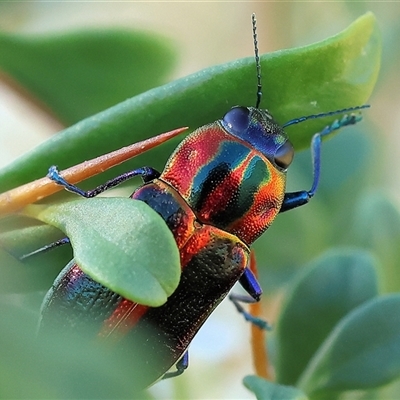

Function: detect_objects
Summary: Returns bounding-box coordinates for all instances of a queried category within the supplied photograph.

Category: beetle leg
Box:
[162,351,189,380]
[21,166,161,260]
[20,237,70,260]
[47,165,161,198]
[279,191,311,213]
[280,113,362,213]
[238,268,262,301]
[229,269,271,330]
[229,293,272,330]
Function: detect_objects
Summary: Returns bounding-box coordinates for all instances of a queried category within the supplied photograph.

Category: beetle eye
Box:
[274,140,294,169]
[222,106,250,134]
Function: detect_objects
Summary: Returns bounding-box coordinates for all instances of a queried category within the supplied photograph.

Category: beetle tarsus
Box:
[162,351,189,380]
[280,112,364,212]
[282,105,369,128]
[47,165,161,198]
[229,293,272,330]
[20,237,71,260]
[308,113,363,197]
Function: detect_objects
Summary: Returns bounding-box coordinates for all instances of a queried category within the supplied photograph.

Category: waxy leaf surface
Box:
[298,294,400,397]
[23,198,180,306]
[0,300,150,398]
[275,249,378,386]
[0,29,176,124]
[0,13,380,193]
[0,218,72,292]
[243,376,307,400]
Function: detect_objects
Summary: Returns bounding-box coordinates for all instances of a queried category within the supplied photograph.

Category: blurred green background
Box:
[0,2,399,399]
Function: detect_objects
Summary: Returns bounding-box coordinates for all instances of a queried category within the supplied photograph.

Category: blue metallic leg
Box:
[282,105,369,128]
[22,166,161,260]
[280,113,363,213]
[238,268,262,301]
[229,269,271,330]
[162,351,189,380]
[47,165,160,198]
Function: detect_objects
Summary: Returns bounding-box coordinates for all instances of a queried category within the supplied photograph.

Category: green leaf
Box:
[0,246,62,294]
[243,376,308,400]
[23,198,180,306]
[275,249,379,386]
[298,294,400,397]
[0,247,31,292]
[0,29,176,124]
[0,216,72,293]
[0,299,150,397]
[352,192,400,292]
[0,13,380,193]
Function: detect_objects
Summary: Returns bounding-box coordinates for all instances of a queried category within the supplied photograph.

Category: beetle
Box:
[33,14,368,388]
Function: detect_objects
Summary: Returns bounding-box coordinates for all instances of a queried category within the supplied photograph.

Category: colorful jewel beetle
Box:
[36,14,368,388]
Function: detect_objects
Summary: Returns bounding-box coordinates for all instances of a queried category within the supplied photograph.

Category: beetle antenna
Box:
[252,13,262,109]
[283,105,370,128]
